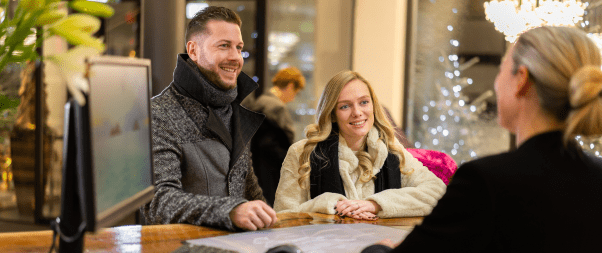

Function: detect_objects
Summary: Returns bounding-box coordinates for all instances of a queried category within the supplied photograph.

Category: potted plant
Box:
[0,0,114,217]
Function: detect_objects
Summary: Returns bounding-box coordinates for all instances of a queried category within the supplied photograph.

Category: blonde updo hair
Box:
[296,70,412,188]
[512,26,602,144]
[567,66,602,139]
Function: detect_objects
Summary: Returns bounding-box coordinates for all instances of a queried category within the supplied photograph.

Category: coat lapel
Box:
[229,73,264,169]
[230,104,264,169]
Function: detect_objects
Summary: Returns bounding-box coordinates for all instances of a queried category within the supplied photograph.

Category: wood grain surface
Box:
[0,213,423,252]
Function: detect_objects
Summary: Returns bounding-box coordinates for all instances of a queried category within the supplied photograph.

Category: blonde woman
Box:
[273,70,446,220]
[363,26,602,253]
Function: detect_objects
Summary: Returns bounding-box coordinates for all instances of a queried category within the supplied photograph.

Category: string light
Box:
[575,135,602,158]
[410,1,513,165]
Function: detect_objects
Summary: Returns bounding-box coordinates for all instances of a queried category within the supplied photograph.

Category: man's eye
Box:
[219,44,229,48]
[236,46,243,50]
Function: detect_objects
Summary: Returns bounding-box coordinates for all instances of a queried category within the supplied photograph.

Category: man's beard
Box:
[197,64,237,91]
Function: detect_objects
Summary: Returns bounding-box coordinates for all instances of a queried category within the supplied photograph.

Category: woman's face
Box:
[494,46,520,132]
[334,79,375,147]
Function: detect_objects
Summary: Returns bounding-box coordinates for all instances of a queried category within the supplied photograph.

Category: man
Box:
[242,67,305,206]
[142,6,277,231]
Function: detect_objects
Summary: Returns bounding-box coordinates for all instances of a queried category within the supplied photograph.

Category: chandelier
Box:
[484,0,587,42]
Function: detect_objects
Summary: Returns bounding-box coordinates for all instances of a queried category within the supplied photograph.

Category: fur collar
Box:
[338,127,389,186]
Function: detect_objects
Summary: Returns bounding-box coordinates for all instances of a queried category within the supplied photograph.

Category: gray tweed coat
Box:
[142,54,266,231]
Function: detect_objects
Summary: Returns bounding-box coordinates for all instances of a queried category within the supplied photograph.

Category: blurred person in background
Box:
[243,67,306,206]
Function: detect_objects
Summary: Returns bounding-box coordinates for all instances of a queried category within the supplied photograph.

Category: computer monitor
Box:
[58,56,154,253]
[86,56,155,229]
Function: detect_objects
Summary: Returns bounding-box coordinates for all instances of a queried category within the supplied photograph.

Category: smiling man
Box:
[142,6,277,231]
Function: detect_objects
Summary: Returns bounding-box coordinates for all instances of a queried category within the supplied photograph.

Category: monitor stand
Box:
[55,99,90,253]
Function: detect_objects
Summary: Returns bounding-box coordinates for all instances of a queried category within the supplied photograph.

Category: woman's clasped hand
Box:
[334,199,380,220]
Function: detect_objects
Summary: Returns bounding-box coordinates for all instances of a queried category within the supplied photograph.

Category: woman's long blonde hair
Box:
[512,26,602,144]
[297,70,412,188]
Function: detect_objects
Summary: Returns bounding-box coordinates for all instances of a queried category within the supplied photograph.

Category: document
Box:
[186,223,409,253]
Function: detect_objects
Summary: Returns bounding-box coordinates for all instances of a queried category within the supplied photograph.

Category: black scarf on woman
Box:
[309,124,402,199]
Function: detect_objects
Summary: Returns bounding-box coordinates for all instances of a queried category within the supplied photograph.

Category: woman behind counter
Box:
[273,70,446,220]
[363,26,602,252]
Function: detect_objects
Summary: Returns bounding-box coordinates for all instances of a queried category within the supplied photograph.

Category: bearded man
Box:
[142,6,276,231]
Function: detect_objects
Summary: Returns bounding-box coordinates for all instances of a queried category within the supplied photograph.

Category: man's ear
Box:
[515,65,533,97]
[186,40,198,62]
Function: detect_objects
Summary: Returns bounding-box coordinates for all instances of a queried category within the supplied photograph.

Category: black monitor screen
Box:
[86,56,154,230]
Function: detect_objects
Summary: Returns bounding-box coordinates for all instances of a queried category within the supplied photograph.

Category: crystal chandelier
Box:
[484,0,587,42]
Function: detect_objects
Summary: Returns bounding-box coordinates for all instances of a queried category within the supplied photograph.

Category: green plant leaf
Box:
[69,0,114,18]
[4,15,37,47]
[49,25,104,51]
[0,93,20,111]
[8,44,37,62]
[47,46,100,106]
[36,10,65,26]
[50,13,101,34]
[48,13,104,51]
[17,0,45,11]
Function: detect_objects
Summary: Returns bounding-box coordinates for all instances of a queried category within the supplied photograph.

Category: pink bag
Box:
[406,149,458,185]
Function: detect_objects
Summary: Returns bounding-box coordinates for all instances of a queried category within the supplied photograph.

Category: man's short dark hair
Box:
[185,6,242,43]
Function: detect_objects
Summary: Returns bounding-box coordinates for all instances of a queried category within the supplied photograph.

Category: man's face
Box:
[189,20,244,90]
[281,82,302,103]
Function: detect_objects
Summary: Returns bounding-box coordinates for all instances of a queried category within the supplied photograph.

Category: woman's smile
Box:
[335,79,375,150]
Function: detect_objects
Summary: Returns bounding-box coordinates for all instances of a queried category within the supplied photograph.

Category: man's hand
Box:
[230,200,277,231]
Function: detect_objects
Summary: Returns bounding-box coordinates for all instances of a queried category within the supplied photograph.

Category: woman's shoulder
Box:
[281,139,309,171]
[289,139,309,153]
[456,151,527,184]
[464,150,522,170]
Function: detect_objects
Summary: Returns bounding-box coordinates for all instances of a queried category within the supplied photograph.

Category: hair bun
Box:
[569,65,602,109]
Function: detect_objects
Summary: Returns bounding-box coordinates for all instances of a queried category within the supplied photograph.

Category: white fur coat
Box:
[273,127,447,218]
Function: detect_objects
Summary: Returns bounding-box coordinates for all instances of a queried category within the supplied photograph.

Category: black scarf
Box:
[174,58,238,133]
[309,125,402,199]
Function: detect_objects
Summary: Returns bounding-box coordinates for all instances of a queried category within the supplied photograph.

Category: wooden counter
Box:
[0,213,423,252]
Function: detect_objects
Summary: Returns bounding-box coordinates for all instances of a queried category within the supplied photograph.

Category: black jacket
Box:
[241,92,294,206]
[368,131,602,253]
